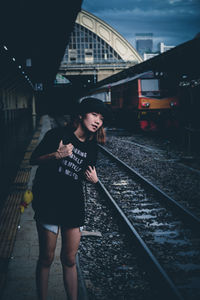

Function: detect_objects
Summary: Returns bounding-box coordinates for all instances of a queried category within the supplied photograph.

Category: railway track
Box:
[105,130,200,219]
[96,145,200,300]
[116,136,200,174]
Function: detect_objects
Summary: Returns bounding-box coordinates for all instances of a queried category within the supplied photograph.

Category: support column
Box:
[32,94,36,116]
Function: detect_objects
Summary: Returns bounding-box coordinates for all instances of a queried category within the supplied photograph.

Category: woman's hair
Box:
[70,114,106,144]
[96,126,106,144]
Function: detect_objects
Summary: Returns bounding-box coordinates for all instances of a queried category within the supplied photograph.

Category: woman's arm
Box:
[31,151,60,164]
[30,138,73,165]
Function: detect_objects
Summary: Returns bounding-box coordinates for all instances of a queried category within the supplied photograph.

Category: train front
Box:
[138,73,179,131]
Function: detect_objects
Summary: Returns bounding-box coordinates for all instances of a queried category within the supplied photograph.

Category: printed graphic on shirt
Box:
[58,146,87,180]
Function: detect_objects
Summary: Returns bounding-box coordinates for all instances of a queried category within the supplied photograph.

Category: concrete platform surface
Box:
[2,204,67,300]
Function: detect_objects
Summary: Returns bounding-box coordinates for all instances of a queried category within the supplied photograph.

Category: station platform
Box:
[0,115,87,300]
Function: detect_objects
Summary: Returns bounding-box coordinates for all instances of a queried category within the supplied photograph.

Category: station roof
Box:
[0,0,83,88]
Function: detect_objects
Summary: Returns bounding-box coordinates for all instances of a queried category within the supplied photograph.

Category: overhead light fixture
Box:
[26,58,32,67]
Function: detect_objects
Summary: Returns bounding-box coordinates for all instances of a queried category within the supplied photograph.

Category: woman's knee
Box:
[60,252,76,268]
[39,251,55,267]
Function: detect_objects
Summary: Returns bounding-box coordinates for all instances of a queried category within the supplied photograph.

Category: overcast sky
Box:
[82,0,200,51]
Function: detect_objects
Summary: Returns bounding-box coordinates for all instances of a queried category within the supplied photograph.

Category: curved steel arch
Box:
[76,10,143,63]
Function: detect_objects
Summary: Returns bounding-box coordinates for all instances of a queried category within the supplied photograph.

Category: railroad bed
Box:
[79,183,161,299]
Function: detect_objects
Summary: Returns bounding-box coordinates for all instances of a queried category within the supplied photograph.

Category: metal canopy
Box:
[0,0,83,88]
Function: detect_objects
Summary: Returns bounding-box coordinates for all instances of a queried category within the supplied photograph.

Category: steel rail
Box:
[99,144,200,230]
[97,179,183,300]
[76,254,89,300]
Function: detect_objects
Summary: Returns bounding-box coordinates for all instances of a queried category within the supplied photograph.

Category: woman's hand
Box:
[56,140,74,159]
[85,166,98,183]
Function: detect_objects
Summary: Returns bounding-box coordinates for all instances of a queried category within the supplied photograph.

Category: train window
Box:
[141,79,159,92]
[61,23,124,65]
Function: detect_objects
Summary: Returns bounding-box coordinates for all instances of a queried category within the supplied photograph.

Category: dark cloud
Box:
[82,0,200,50]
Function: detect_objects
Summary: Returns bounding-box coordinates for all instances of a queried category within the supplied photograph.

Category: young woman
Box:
[30,98,110,300]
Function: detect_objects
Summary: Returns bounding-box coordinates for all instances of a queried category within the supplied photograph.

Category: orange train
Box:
[81,71,179,131]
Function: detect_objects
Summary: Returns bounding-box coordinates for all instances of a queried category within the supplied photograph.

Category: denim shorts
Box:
[42,224,59,234]
[41,223,83,234]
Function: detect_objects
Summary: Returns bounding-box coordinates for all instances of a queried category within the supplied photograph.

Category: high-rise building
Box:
[143,41,175,61]
[135,33,153,55]
[159,42,175,53]
[143,53,158,61]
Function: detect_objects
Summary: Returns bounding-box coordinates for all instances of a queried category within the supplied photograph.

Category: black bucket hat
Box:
[79,97,111,122]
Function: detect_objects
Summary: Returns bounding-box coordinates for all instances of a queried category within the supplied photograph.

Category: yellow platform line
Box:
[14,170,30,184]
[0,118,42,294]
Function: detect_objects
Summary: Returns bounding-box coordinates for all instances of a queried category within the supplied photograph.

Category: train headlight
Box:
[170,101,177,107]
[142,102,150,108]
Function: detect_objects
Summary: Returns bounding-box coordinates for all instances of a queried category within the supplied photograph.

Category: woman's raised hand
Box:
[56,140,74,159]
[85,166,99,183]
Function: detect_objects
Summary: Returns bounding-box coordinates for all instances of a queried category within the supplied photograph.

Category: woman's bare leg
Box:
[60,227,81,300]
[36,223,58,300]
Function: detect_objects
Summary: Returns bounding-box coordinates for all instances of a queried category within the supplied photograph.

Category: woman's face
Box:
[82,112,104,132]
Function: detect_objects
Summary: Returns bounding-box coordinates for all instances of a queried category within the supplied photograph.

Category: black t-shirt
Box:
[30,126,98,226]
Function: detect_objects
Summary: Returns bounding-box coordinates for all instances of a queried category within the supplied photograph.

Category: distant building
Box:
[143,42,175,61]
[135,33,153,56]
[159,42,175,53]
[143,52,159,61]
